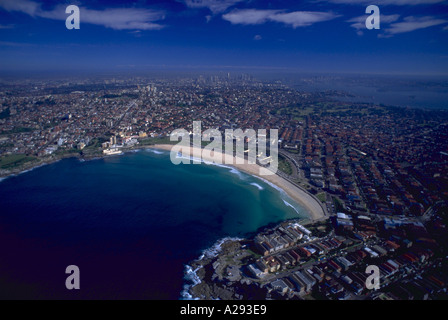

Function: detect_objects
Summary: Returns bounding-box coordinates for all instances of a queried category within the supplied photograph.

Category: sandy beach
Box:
[150,144,327,222]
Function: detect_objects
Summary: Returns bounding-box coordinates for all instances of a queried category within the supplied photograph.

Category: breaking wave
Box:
[283,199,300,215]
[254,175,287,196]
[175,153,247,180]
[250,182,264,190]
[181,265,202,300]
[147,149,165,155]
[180,236,243,300]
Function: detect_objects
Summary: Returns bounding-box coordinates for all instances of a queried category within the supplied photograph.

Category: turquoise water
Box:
[0,149,309,299]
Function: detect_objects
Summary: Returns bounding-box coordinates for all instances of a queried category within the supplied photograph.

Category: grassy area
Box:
[54,148,82,156]
[286,148,299,154]
[274,104,315,118]
[316,192,327,203]
[246,249,262,259]
[278,154,293,175]
[140,136,223,147]
[0,154,37,169]
[139,136,177,146]
[83,138,106,152]
[333,197,345,213]
[307,220,332,237]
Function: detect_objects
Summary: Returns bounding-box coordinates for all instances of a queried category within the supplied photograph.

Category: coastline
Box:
[0,143,327,223]
[0,142,328,300]
[0,153,83,181]
[150,144,326,223]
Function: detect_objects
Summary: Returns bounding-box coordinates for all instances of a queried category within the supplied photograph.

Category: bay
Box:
[0,149,309,299]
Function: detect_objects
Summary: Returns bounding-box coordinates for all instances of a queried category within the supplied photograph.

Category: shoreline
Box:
[0,153,84,181]
[150,144,326,223]
[0,143,328,300]
[0,143,327,223]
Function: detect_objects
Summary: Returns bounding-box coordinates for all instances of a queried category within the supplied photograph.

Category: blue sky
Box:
[0,0,447,75]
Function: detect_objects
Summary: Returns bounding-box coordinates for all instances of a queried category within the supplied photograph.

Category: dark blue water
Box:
[0,149,308,299]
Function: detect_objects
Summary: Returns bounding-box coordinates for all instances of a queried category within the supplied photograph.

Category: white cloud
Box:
[0,0,166,30]
[222,9,338,28]
[347,14,400,26]
[181,0,244,14]
[270,11,339,28]
[346,13,448,37]
[222,9,280,25]
[254,34,262,40]
[347,14,399,33]
[0,24,15,29]
[0,0,40,16]
[44,6,165,30]
[383,16,447,35]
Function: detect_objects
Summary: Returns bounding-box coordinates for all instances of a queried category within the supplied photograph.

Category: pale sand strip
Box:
[149,144,326,222]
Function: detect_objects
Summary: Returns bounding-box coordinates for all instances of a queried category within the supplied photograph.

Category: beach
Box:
[150,144,327,223]
[0,142,327,223]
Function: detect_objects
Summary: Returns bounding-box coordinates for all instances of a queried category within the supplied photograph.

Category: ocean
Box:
[0,149,309,299]
[293,77,448,110]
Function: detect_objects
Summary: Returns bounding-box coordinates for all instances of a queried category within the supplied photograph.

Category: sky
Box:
[0,0,447,75]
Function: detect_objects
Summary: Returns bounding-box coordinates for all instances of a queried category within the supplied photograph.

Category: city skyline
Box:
[0,0,448,75]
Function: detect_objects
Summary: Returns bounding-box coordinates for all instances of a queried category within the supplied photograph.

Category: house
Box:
[270,279,291,295]
[247,264,265,279]
[283,252,297,266]
[263,256,281,273]
[292,270,316,292]
[328,259,343,272]
[276,254,290,269]
[297,246,312,258]
[288,275,306,295]
[255,260,269,273]
[335,257,353,271]
[372,245,388,256]
[288,249,301,263]
[255,241,273,256]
